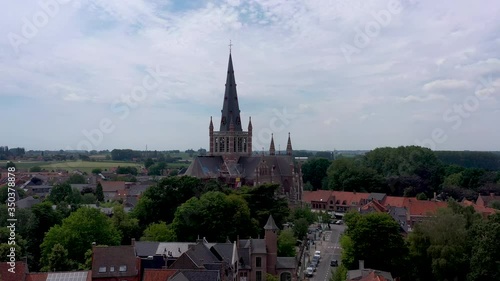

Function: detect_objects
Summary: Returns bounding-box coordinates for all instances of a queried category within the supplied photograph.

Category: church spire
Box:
[270,134,275,156]
[286,132,293,156]
[220,52,242,132]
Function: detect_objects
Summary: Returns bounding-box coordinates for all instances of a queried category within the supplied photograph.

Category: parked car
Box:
[312,255,320,264]
[305,267,314,277]
[308,262,317,271]
[335,220,343,225]
[330,259,339,267]
[315,250,321,256]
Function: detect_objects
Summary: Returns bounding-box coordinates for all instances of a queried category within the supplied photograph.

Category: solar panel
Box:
[46,271,88,281]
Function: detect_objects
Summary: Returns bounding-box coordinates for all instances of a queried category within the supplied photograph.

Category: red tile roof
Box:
[99,181,126,192]
[402,198,447,216]
[143,269,177,281]
[302,190,334,203]
[333,191,369,206]
[360,200,387,213]
[382,196,406,208]
[357,271,388,281]
[0,261,28,281]
[462,199,498,217]
[26,273,48,281]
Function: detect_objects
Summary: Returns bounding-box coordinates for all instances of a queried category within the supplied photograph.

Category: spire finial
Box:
[229,40,232,54]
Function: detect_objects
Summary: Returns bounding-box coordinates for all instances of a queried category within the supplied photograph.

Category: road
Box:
[305,224,346,281]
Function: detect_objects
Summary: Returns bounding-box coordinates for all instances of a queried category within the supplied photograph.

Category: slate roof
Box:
[211,243,233,263]
[276,257,296,269]
[173,270,220,281]
[237,247,251,269]
[368,193,386,202]
[134,241,160,257]
[91,245,138,278]
[264,215,279,231]
[128,184,150,196]
[158,242,194,257]
[16,196,40,209]
[220,53,242,132]
[185,242,220,266]
[142,269,177,281]
[251,239,266,254]
[184,156,225,178]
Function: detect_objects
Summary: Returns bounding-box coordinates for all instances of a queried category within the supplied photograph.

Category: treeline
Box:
[333,202,500,281]
[302,146,500,201]
[435,150,500,170]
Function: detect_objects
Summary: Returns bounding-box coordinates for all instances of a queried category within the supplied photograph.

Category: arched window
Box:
[280,272,292,281]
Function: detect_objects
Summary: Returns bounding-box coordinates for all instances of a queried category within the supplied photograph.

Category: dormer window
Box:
[110,266,115,272]
[119,265,127,272]
[98,267,106,273]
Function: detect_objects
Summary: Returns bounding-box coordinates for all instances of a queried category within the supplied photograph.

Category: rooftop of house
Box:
[0,261,28,281]
[276,257,296,269]
[170,269,220,281]
[333,191,370,206]
[27,271,91,281]
[302,190,333,203]
[142,269,177,281]
[347,269,394,281]
[402,198,447,216]
[98,181,127,192]
[91,245,138,278]
[477,193,500,206]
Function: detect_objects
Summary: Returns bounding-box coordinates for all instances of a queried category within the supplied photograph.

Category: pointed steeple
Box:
[269,134,275,155]
[264,215,279,230]
[286,132,293,156]
[209,116,214,130]
[220,53,242,132]
[248,116,252,131]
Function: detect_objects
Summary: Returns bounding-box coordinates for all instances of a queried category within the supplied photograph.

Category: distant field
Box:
[1,160,142,173]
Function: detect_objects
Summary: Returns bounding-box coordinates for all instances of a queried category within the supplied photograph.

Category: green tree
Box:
[43,243,73,272]
[467,219,500,281]
[416,192,428,200]
[331,264,347,281]
[326,158,384,193]
[91,168,102,174]
[277,229,296,257]
[408,208,469,281]
[341,212,408,278]
[141,222,176,242]
[172,191,257,242]
[292,218,309,239]
[66,174,86,184]
[237,184,290,235]
[95,182,104,202]
[81,193,97,204]
[30,166,42,172]
[132,176,225,229]
[144,158,154,169]
[266,273,279,281]
[27,202,62,270]
[48,183,72,204]
[290,207,315,224]
[302,158,331,190]
[111,205,140,245]
[40,207,121,269]
[5,161,16,169]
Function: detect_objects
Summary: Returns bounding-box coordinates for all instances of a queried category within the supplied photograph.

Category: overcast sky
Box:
[1,0,499,152]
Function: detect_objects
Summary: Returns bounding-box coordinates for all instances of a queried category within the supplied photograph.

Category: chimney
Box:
[434,192,436,200]
[131,238,135,246]
[359,260,364,270]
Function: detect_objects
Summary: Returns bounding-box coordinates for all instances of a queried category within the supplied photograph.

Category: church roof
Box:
[264,215,279,230]
[184,156,225,178]
[220,53,242,132]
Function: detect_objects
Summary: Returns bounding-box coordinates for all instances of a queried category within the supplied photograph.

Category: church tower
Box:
[264,215,279,275]
[209,51,252,159]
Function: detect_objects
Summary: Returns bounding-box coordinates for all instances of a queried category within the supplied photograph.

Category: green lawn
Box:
[1,160,142,174]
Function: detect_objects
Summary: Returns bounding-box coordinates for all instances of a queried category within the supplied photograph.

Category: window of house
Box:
[98,267,106,273]
[256,271,262,281]
[256,257,262,268]
[110,266,115,272]
[119,265,127,272]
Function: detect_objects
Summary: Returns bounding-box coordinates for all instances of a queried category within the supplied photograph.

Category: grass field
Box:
[1,160,142,173]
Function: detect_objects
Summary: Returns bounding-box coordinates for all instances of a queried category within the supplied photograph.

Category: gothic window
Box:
[256,271,262,281]
[237,137,243,152]
[243,138,247,152]
[215,137,218,152]
[220,137,225,152]
[256,257,262,268]
[226,137,229,152]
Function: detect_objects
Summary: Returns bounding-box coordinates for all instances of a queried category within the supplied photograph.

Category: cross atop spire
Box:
[229,40,232,54]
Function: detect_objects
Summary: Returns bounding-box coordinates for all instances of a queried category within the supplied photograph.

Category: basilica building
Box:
[185,51,303,204]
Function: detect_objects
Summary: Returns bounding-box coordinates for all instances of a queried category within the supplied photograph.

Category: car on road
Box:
[305,267,314,277]
[314,250,321,256]
[308,262,317,271]
[312,255,320,265]
[335,220,343,225]
[330,259,339,267]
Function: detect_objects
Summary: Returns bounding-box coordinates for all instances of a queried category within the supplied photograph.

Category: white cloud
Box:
[1,0,500,150]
